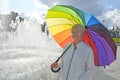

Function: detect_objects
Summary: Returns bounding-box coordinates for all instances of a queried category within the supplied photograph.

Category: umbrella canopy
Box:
[46,5,117,66]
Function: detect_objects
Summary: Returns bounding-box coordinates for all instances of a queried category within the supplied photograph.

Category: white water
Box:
[0,19,62,80]
[0,19,119,80]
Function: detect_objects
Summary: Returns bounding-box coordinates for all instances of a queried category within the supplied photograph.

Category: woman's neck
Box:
[74,39,82,45]
[73,40,82,50]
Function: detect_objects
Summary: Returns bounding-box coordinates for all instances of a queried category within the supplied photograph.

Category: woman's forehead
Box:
[71,27,81,31]
[72,25,85,31]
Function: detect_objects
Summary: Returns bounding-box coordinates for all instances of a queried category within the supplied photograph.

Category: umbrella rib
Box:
[53,28,71,35]
[59,35,72,45]
[97,37,109,65]
[48,24,73,29]
[86,15,93,26]
[48,9,81,24]
[47,18,76,28]
[90,30,111,65]
[62,6,85,23]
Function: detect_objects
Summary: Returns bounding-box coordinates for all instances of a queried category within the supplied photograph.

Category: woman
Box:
[51,24,114,80]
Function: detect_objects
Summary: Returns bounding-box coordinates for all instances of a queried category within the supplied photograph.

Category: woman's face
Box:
[71,27,83,43]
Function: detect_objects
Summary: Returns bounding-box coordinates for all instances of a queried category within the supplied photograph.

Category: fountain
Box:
[0,18,62,80]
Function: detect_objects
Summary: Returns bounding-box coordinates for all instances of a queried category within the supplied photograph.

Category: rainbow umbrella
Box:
[46,5,117,66]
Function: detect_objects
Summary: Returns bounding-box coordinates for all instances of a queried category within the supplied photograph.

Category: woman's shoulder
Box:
[63,43,72,50]
[81,41,94,56]
[82,41,92,49]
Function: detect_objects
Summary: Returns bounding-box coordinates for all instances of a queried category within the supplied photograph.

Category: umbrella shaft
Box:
[55,43,72,63]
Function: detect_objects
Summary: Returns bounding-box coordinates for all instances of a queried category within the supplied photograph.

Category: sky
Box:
[0,0,120,27]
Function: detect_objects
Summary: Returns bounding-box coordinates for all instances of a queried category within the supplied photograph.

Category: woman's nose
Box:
[74,32,78,35]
